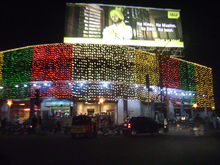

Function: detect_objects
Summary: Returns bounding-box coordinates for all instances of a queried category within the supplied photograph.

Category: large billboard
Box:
[64,3,184,47]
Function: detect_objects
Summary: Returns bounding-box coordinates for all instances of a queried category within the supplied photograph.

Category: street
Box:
[0,129,220,165]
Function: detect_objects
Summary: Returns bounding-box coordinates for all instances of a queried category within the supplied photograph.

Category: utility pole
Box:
[146,74,150,117]
[34,89,40,117]
[159,75,163,123]
[166,86,169,119]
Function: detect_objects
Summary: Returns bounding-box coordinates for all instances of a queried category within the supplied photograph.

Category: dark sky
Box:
[1,1,219,90]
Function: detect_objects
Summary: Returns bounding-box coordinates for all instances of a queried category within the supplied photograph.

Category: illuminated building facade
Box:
[0,43,215,124]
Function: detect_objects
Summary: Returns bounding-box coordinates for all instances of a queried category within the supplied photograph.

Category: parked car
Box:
[122,116,165,136]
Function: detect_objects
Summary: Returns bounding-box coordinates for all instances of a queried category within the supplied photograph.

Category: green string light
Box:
[1,47,33,99]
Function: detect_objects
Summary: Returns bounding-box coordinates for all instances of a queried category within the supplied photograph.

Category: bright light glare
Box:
[99,98,104,103]
[7,100,13,107]
[103,83,108,87]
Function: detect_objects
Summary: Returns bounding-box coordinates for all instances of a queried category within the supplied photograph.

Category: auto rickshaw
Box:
[71,115,99,138]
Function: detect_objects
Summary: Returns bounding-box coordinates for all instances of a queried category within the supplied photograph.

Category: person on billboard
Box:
[103,9,132,40]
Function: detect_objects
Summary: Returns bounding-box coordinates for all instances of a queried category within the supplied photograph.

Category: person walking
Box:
[1,118,7,133]
[102,118,109,136]
[194,114,204,126]
[194,113,204,136]
[213,114,217,129]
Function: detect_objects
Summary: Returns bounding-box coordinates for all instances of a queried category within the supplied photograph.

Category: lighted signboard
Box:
[64,3,184,47]
[45,100,71,107]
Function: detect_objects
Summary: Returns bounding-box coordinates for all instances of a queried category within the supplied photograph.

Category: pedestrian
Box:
[36,115,42,135]
[164,118,168,133]
[213,114,217,129]
[26,117,32,134]
[102,118,109,135]
[1,118,7,130]
[194,114,204,126]
[125,115,130,123]
[38,115,42,126]
[56,121,61,133]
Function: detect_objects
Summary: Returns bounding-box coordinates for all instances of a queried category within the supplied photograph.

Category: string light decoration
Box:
[178,60,197,104]
[31,44,73,98]
[186,62,197,104]
[0,43,215,109]
[134,50,160,101]
[1,48,33,99]
[187,62,197,92]
[0,52,4,86]
[179,60,188,90]
[2,48,33,85]
[195,65,214,108]
[134,50,160,86]
[72,43,135,101]
[160,56,180,89]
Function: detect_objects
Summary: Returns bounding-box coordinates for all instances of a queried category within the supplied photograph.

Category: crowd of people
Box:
[168,112,220,131]
[0,115,42,135]
[1,112,219,136]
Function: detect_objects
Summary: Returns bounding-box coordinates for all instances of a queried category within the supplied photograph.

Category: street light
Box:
[7,99,12,107]
[99,97,105,116]
[7,99,13,119]
[191,103,198,119]
[193,103,198,109]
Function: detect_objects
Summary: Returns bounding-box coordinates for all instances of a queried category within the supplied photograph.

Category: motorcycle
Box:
[113,125,121,135]
[63,123,71,135]
[193,124,204,137]
[0,125,9,135]
[53,121,61,134]
[26,125,33,135]
[17,124,25,135]
[6,122,18,135]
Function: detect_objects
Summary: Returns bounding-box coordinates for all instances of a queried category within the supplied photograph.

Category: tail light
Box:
[128,123,131,129]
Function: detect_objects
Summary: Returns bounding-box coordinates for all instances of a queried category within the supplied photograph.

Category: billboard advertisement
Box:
[64,3,184,47]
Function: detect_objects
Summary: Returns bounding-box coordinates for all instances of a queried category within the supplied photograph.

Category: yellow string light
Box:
[195,65,214,108]
[0,52,4,86]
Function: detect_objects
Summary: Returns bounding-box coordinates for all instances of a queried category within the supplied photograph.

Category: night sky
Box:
[1,1,219,94]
